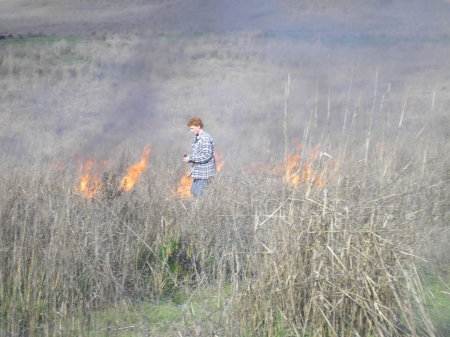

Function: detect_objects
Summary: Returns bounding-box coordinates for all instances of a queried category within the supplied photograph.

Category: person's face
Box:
[189,125,201,135]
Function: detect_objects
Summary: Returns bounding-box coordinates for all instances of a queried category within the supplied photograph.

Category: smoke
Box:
[0,0,449,163]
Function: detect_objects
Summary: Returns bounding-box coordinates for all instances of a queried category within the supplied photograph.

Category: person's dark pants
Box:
[191,178,208,197]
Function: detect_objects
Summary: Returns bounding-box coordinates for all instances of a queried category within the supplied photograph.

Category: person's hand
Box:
[183,155,190,163]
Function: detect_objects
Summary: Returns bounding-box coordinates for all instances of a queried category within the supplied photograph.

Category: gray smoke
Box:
[0,0,449,163]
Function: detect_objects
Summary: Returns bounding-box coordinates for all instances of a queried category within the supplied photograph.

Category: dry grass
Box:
[233,161,445,336]
[0,129,447,336]
[0,12,449,335]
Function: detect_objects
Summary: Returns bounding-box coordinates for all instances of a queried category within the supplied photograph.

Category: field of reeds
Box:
[1,3,450,335]
[1,118,448,336]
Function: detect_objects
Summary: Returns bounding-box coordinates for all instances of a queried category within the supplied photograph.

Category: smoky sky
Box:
[2,0,450,39]
[1,0,449,161]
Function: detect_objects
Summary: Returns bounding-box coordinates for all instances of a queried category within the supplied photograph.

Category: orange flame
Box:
[173,152,224,199]
[119,145,152,191]
[174,170,193,198]
[75,159,103,200]
[275,144,333,188]
[215,152,225,171]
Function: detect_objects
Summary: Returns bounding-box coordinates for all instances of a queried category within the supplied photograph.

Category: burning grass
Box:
[0,136,447,336]
[272,143,338,188]
[118,144,152,191]
[73,145,152,201]
[173,152,225,199]
[0,19,449,337]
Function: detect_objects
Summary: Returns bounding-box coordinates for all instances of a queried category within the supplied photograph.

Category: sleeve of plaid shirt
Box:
[188,132,216,179]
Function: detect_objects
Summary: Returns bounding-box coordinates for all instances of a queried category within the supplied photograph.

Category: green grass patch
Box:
[0,35,83,47]
[424,272,450,336]
[88,302,181,336]
[0,35,88,66]
[57,51,87,65]
[70,286,229,337]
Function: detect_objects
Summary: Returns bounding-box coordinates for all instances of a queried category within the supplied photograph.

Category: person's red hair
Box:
[187,117,203,128]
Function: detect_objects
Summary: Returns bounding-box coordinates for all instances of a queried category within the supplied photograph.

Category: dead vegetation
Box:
[0,124,447,336]
[0,5,449,334]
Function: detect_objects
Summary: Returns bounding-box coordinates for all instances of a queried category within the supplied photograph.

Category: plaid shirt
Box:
[188,131,216,179]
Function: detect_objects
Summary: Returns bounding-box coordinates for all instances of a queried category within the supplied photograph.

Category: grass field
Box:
[1,0,449,336]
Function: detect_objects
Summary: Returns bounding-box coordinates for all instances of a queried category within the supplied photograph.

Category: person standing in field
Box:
[182,117,216,197]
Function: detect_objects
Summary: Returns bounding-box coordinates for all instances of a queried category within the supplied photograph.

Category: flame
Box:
[215,152,225,171]
[174,170,193,198]
[173,152,224,199]
[275,144,333,188]
[73,145,151,199]
[75,159,103,200]
[119,145,152,191]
